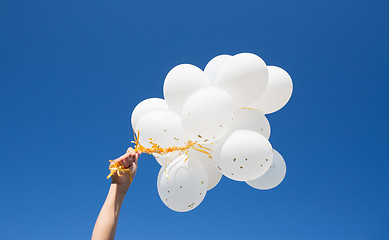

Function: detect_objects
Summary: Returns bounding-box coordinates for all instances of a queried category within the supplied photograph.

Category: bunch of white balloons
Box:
[131,53,293,212]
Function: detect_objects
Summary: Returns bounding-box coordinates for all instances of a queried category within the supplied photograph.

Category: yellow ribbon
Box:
[107,131,212,179]
[106,161,132,179]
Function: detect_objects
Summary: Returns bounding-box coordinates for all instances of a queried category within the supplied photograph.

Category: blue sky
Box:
[0,0,388,239]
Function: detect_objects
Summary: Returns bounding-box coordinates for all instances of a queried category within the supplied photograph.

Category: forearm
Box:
[91,183,128,240]
[92,148,139,240]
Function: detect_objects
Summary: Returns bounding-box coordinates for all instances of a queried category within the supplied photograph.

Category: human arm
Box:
[91,148,141,240]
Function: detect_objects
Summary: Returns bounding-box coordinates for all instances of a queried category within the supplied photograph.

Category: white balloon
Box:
[135,109,187,149]
[153,151,180,167]
[163,64,211,114]
[204,55,233,85]
[131,98,167,131]
[211,108,270,170]
[215,53,268,107]
[188,143,222,190]
[157,155,208,212]
[216,130,273,181]
[230,108,271,139]
[246,149,286,190]
[250,66,293,114]
[181,87,234,143]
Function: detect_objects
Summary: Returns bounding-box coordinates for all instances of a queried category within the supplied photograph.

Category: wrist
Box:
[112,182,131,195]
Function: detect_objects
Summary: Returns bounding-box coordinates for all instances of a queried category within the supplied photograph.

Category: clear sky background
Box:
[1,0,388,239]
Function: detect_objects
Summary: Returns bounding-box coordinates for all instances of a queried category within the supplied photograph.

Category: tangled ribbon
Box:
[107,131,212,179]
[106,161,133,180]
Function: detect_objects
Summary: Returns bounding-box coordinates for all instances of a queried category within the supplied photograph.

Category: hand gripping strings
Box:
[106,161,133,180]
[107,131,212,179]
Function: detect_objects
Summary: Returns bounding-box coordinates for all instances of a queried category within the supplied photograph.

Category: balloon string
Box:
[107,131,212,179]
[132,131,212,158]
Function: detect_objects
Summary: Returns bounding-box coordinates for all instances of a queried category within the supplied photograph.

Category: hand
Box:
[110,147,141,191]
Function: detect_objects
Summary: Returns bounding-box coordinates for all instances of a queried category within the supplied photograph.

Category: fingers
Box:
[126,147,135,154]
[111,148,141,168]
[126,148,141,161]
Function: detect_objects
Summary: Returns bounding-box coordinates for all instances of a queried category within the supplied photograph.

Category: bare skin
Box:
[91,147,141,240]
